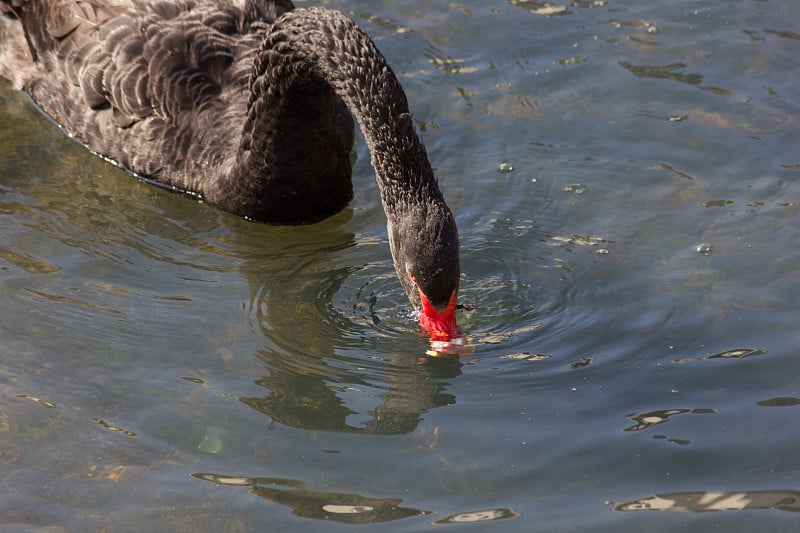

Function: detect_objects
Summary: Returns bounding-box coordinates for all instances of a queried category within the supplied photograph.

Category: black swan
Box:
[0,0,466,347]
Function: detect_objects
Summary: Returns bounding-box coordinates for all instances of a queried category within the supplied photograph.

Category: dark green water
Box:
[1,0,799,531]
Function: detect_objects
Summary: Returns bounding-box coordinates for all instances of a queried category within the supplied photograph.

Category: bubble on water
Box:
[562,183,586,195]
[695,243,713,255]
[498,162,514,174]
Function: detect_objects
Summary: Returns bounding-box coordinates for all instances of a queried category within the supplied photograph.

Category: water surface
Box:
[1,0,800,531]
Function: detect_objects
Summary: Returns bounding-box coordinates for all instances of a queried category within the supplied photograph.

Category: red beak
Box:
[417,289,460,341]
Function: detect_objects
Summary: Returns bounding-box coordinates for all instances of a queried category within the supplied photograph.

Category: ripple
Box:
[508,1,569,16]
[612,489,800,513]
[456,274,543,350]
[623,408,718,432]
[619,61,704,86]
[569,357,594,369]
[93,418,138,438]
[0,248,60,273]
[757,397,800,407]
[433,507,521,524]
[704,348,766,359]
[499,352,551,362]
[700,199,735,208]
[424,46,479,75]
[190,471,429,523]
[15,394,56,408]
[671,348,767,364]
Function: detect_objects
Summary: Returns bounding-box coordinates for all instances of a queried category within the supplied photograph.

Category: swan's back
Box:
[3,0,290,171]
[1,0,356,221]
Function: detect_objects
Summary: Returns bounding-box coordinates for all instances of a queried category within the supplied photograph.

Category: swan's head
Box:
[388,201,461,342]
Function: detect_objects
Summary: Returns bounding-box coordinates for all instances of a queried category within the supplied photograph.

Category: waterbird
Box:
[0,0,464,344]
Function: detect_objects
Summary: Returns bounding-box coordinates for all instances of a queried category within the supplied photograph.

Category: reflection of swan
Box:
[225,220,463,434]
[220,206,464,434]
[241,349,461,435]
[0,0,460,339]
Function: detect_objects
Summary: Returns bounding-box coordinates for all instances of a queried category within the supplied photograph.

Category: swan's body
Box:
[0,0,461,340]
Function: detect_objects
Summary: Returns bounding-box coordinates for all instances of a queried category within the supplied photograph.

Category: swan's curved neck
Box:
[240,7,445,220]
[236,7,460,323]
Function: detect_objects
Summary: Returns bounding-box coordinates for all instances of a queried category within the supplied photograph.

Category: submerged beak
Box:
[417,288,460,342]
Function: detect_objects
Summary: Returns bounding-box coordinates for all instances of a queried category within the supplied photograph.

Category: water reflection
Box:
[622,407,717,432]
[432,507,520,524]
[757,397,800,407]
[702,348,766,360]
[225,228,464,434]
[671,348,766,364]
[240,353,460,434]
[507,0,569,16]
[612,489,800,513]
[191,472,429,523]
[619,62,703,86]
